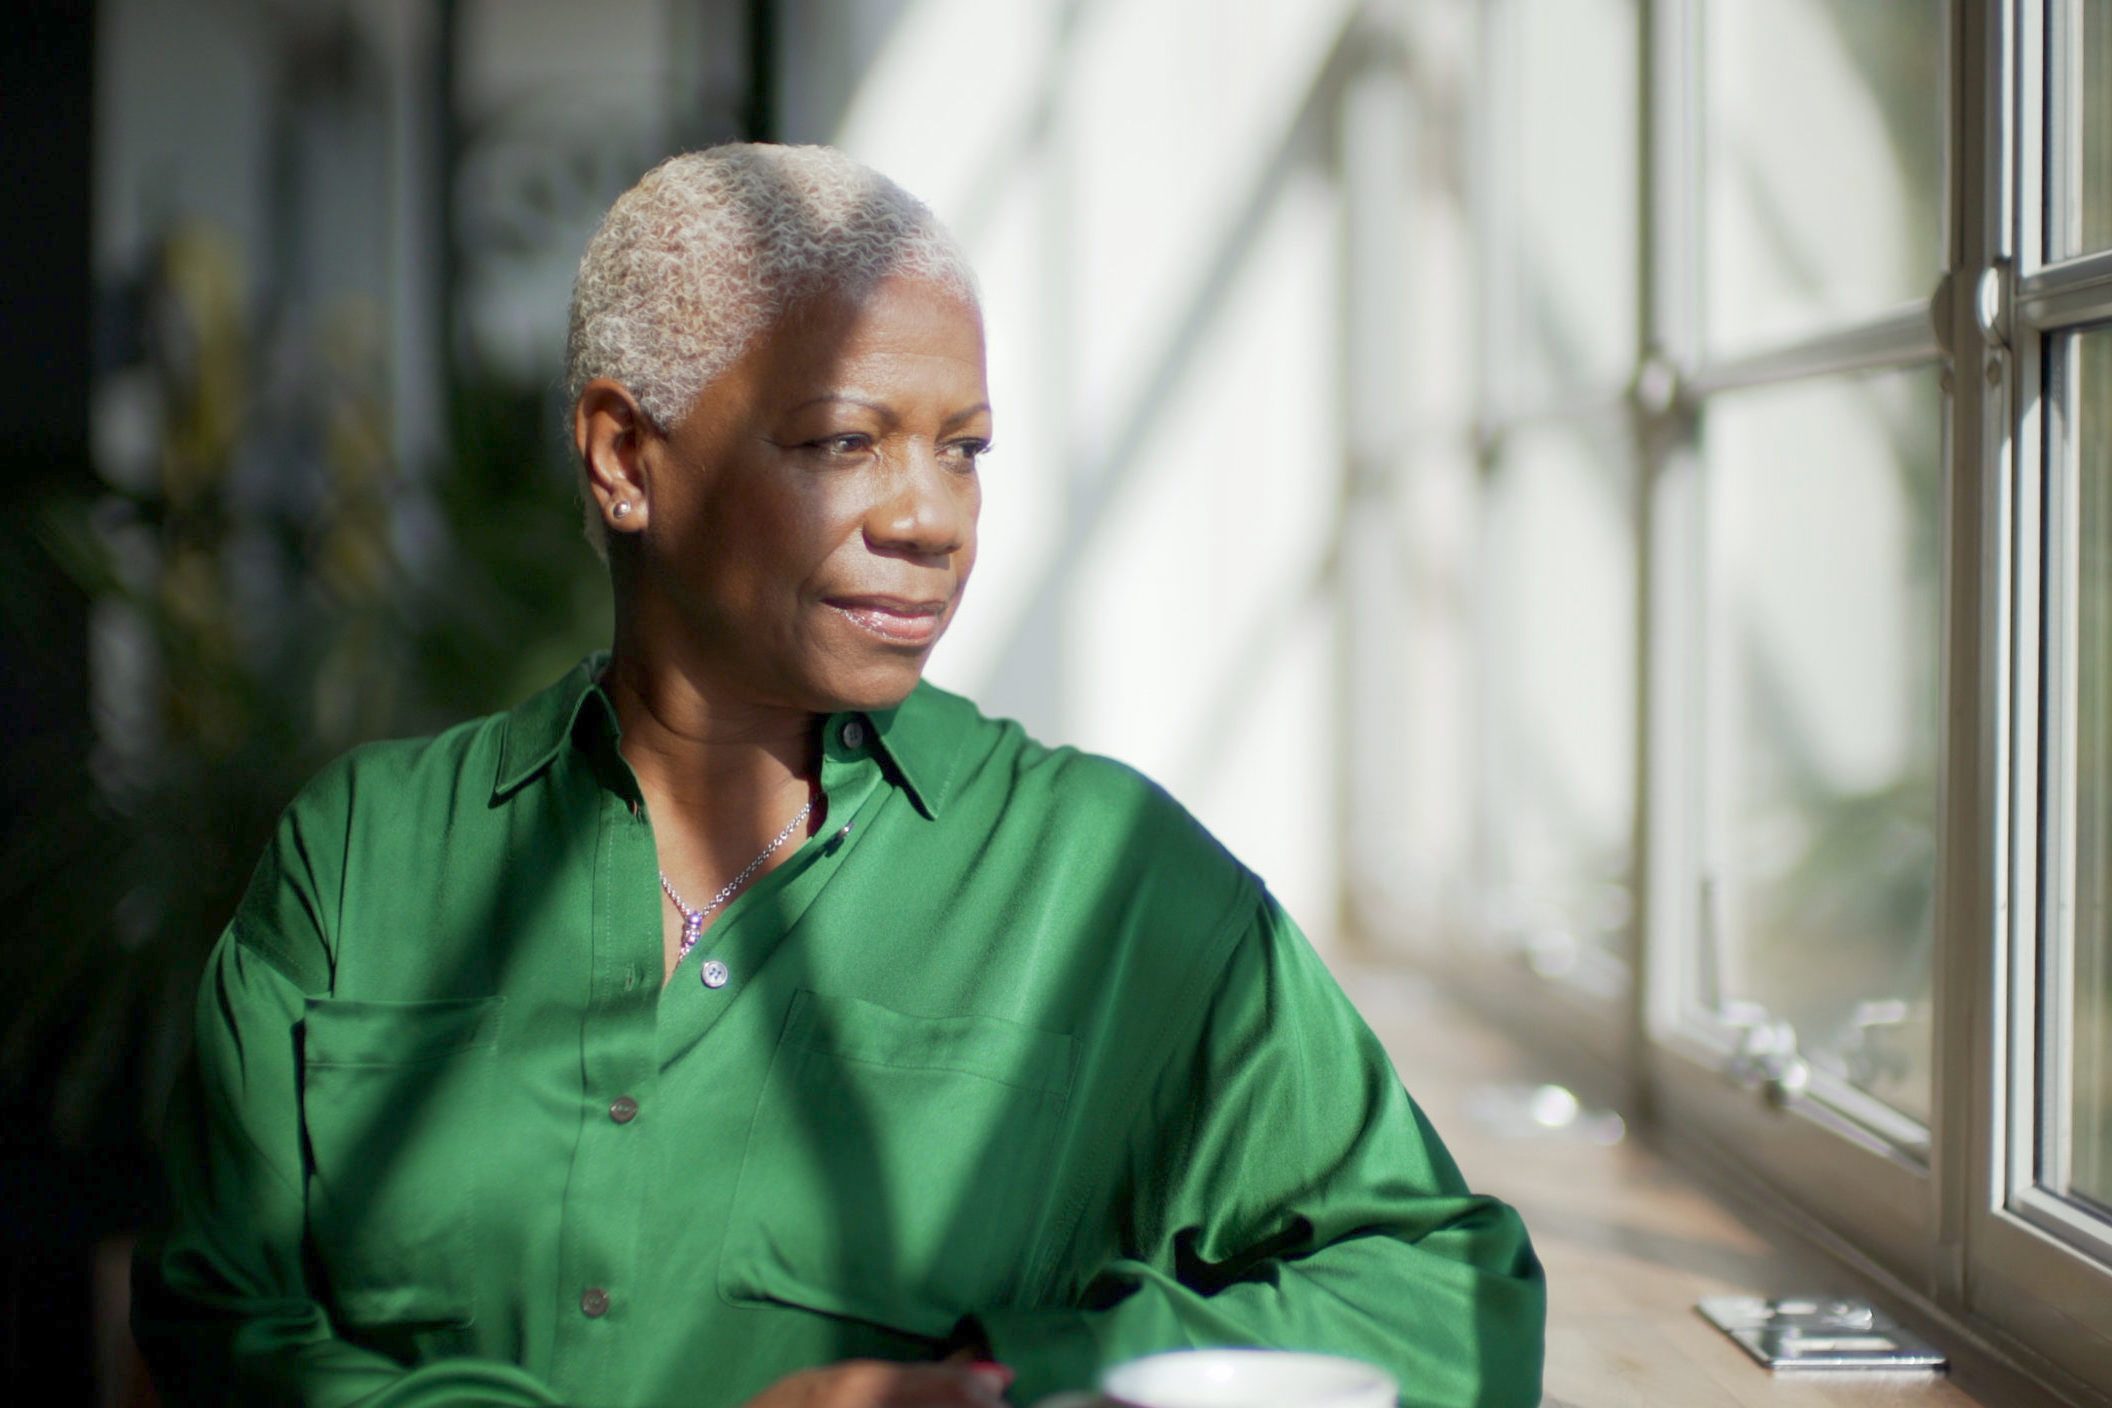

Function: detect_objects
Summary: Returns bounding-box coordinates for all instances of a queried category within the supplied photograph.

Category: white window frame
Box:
[1407,0,2112,1397]
[1641,0,1949,1289]
[1964,0,2112,1390]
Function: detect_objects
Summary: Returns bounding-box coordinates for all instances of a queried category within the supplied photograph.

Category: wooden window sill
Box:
[1339,966,1990,1408]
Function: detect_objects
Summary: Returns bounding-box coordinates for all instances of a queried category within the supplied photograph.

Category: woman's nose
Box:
[865,445,971,559]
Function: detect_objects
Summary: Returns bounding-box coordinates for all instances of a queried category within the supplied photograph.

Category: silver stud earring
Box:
[612,500,632,520]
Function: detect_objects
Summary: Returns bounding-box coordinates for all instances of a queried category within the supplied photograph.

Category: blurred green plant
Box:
[1,229,607,1154]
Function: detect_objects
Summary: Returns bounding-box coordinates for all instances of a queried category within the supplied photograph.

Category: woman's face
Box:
[635,274,989,713]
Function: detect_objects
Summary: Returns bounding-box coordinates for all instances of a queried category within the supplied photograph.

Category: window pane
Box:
[2072,0,2112,257]
[1702,0,1945,352]
[2070,329,2112,1205]
[1480,424,1636,986]
[1494,0,1638,404]
[1700,368,1943,1129]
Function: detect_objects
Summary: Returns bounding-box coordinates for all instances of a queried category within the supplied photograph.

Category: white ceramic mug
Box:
[1034,1348,1398,1408]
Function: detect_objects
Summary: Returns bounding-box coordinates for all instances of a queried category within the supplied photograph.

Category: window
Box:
[1377,0,2112,1396]
[1479,419,1636,996]
[1444,0,1644,1054]
[1695,367,1943,1141]
[2068,329,2112,1211]
[1486,0,1639,408]
[1698,0,1945,354]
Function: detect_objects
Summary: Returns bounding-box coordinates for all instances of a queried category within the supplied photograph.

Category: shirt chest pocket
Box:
[300,995,504,1329]
[719,990,1073,1339]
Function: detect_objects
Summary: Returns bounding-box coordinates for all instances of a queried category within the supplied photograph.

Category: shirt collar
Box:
[491,653,616,801]
[492,653,962,819]
[862,683,967,819]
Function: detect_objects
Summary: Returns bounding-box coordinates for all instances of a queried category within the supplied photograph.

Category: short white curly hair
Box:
[565,143,979,551]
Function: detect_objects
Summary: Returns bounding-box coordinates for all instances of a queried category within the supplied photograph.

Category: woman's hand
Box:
[740,1359,1014,1407]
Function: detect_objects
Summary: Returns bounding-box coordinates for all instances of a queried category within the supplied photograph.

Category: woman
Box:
[135,145,1545,1407]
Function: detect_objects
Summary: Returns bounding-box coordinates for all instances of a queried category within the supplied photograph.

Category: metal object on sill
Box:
[1461,1082,1625,1146]
[1697,1296,1947,1372]
[1722,1010,1811,1108]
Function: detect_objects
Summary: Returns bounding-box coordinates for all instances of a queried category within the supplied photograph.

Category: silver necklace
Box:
[659,795,817,957]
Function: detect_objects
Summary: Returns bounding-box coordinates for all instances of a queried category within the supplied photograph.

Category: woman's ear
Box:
[575,378,655,536]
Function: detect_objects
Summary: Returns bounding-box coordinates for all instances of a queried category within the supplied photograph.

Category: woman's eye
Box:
[946,438,992,468]
[808,434,872,456]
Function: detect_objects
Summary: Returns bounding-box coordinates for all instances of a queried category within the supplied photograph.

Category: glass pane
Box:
[1480,423,1636,987]
[1700,368,1943,1129]
[1702,0,1945,353]
[1495,0,1638,405]
[2072,0,2112,257]
[2070,328,2112,1205]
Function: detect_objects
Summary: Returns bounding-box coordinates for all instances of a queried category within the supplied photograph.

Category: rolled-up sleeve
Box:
[976,894,1545,1408]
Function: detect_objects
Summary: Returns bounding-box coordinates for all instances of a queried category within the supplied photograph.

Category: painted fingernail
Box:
[967,1360,1016,1390]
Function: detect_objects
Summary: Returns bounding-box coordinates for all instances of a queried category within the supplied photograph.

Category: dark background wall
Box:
[1,6,122,1400]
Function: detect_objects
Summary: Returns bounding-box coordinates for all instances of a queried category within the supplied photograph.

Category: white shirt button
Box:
[700,959,730,989]
[840,717,867,750]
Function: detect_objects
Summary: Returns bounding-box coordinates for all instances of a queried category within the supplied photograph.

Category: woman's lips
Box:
[825,595,948,647]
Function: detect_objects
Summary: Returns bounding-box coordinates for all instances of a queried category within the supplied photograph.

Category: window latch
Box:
[1973,257,2013,353]
[1722,1006,1811,1108]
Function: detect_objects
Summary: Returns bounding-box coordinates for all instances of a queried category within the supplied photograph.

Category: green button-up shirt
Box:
[135,658,1544,1407]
